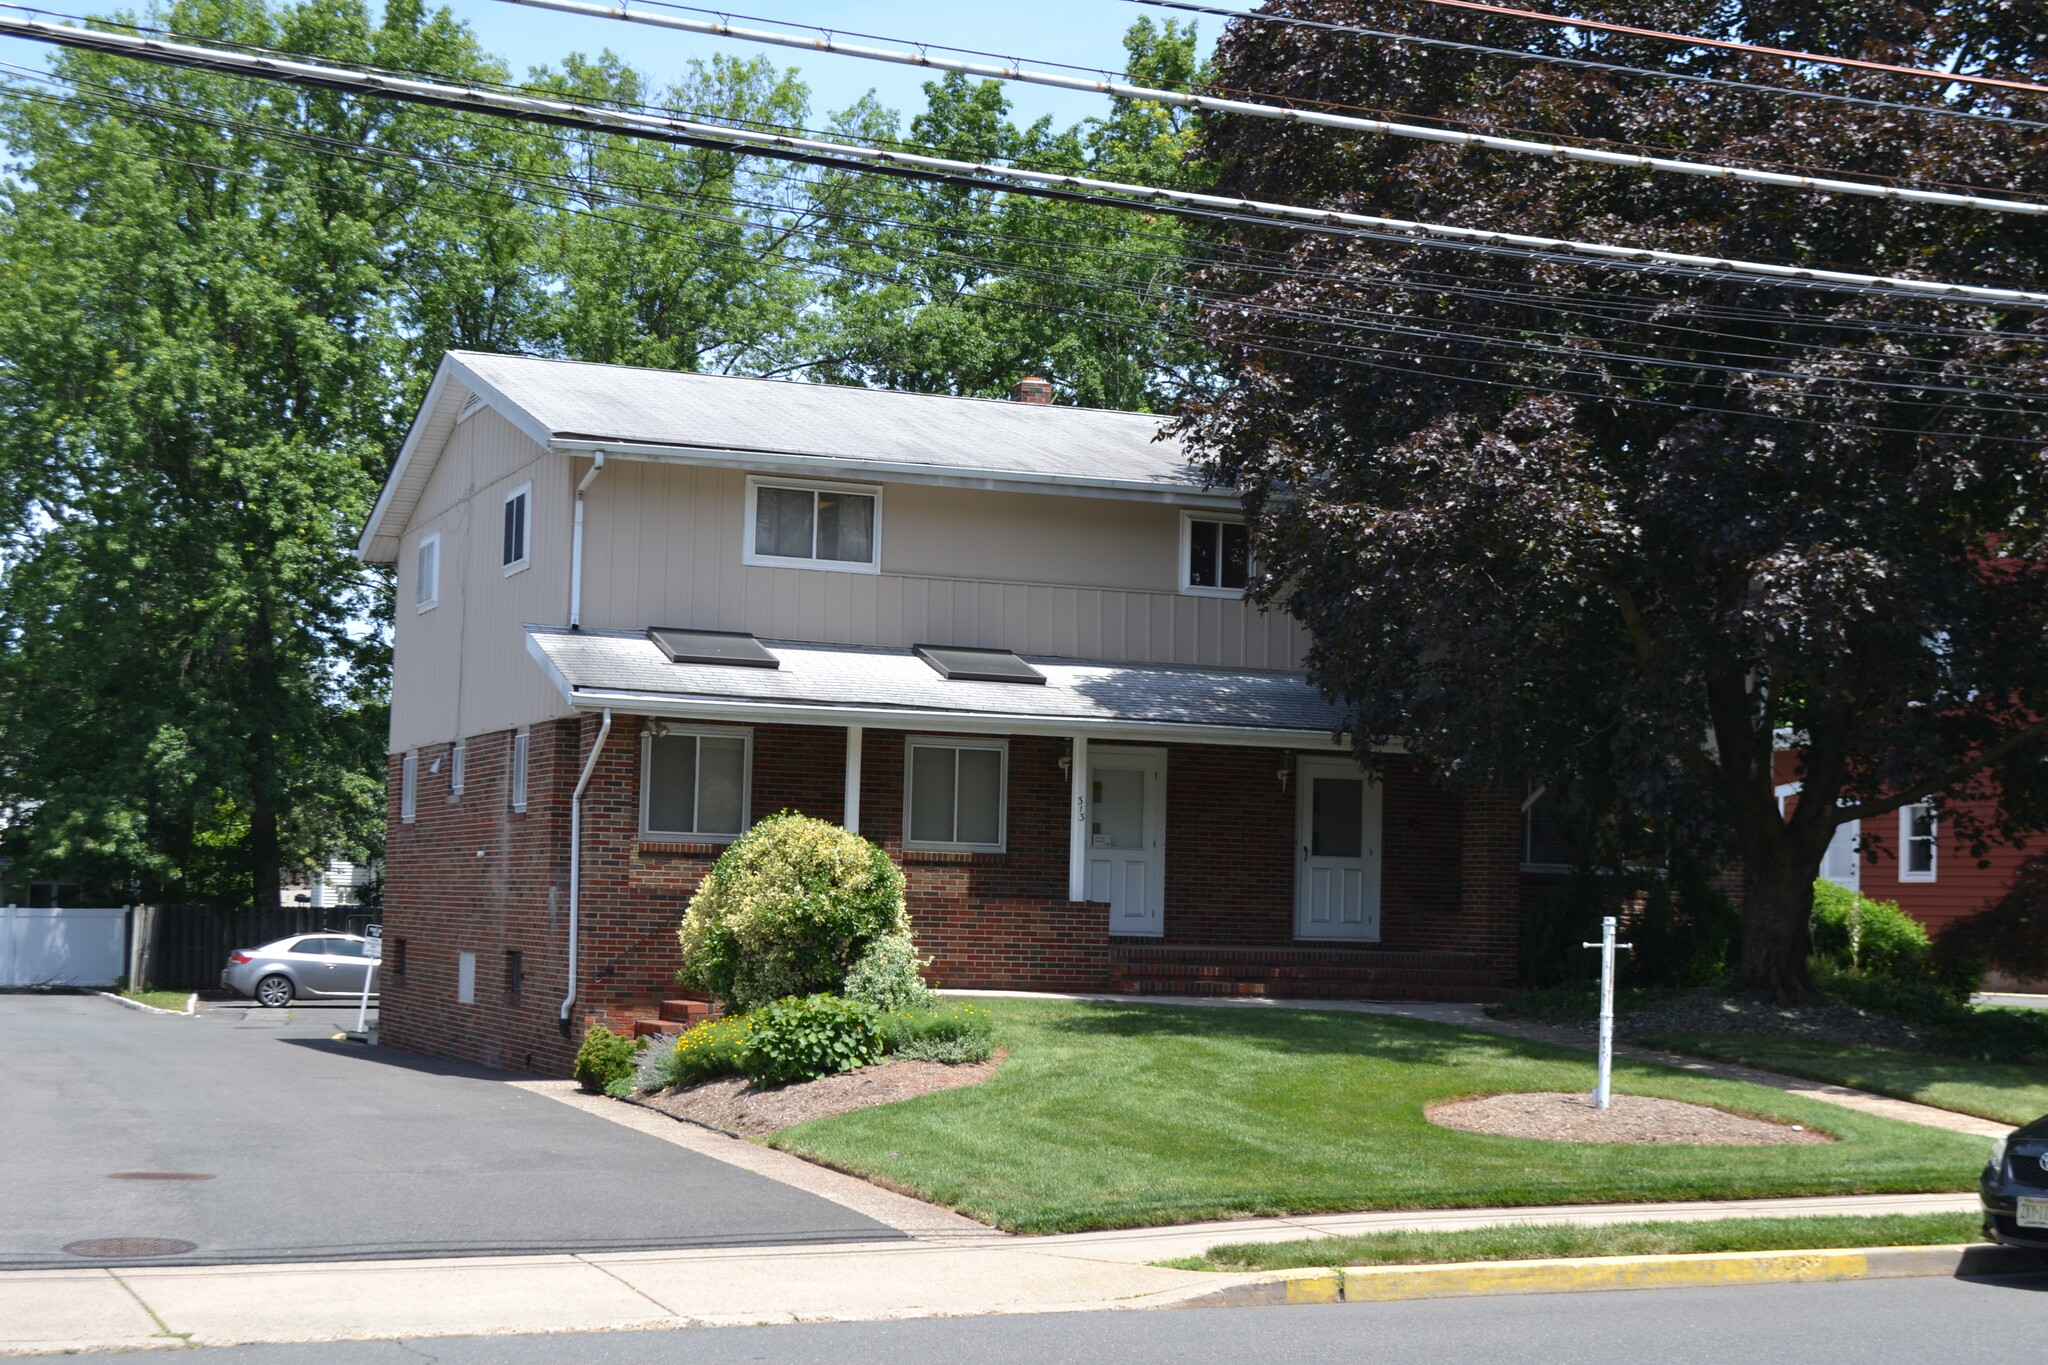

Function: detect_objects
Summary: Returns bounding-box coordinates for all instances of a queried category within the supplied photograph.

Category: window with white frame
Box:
[641,727,751,840]
[1181,513,1250,595]
[904,737,1007,851]
[502,483,530,574]
[400,752,418,824]
[510,730,530,811]
[449,741,466,797]
[415,531,440,612]
[744,477,880,572]
[1901,804,1937,881]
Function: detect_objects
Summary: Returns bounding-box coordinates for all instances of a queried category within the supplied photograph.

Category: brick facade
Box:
[379,716,1529,1073]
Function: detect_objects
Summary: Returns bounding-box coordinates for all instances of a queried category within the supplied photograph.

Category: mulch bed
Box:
[636,1052,1005,1137]
[1427,1091,1836,1145]
[1616,994,1930,1050]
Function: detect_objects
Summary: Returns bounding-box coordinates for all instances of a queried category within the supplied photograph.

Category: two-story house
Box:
[360,352,1530,1073]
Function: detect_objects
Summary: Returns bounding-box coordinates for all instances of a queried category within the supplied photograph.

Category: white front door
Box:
[1087,747,1166,937]
[1294,757,1382,941]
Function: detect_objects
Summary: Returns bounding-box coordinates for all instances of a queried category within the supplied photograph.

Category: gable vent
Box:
[457,392,486,422]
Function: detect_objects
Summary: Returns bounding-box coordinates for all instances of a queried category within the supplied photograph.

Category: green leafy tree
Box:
[1185,0,2048,1001]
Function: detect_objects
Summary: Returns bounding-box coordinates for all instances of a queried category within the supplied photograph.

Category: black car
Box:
[1982,1114,2048,1250]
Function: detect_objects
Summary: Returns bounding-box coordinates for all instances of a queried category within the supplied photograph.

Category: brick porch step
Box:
[1107,944,1511,1004]
[630,997,719,1040]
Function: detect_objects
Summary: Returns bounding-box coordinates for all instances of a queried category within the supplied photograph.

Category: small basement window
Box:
[745,477,880,572]
[1182,514,1250,596]
[642,727,752,841]
[915,644,1045,685]
[648,627,780,668]
[904,736,1007,851]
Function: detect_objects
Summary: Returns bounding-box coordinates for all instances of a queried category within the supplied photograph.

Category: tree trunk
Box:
[1727,836,1825,1003]
[249,788,281,916]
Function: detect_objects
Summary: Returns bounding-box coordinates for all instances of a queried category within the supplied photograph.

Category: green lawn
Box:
[122,989,192,1012]
[1165,1211,1986,1271]
[1642,1033,2048,1127]
[770,999,1988,1233]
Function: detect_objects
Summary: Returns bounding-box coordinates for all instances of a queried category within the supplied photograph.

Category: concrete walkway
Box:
[3,1075,1984,1356]
[947,990,2018,1138]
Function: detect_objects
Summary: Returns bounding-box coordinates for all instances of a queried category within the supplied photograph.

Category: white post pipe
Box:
[568,451,605,630]
[1067,735,1090,902]
[1582,915,1632,1109]
[559,708,613,1037]
[843,724,863,834]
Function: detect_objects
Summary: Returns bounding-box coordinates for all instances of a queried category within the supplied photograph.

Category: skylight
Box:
[914,644,1046,685]
[648,628,780,669]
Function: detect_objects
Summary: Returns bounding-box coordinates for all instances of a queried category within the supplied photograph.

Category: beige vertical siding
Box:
[388,408,574,754]
[576,460,1308,669]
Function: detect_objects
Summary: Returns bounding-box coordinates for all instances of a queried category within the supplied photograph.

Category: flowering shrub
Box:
[881,1001,997,1064]
[739,994,885,1086]
[667,1015,756,1088]
[843,932,935,1011]
[573,1023,642,1093]
[678,812,908,1012]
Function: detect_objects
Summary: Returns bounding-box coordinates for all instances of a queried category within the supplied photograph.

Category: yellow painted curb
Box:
[1342,1248,1871,1301]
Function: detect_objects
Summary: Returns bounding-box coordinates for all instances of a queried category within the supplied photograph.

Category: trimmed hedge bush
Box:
[1811,881,1932,980]
[678,812,909,1012]
[844,932,935,1011]
[574,1023,642,1093]
[739,994,886,1086]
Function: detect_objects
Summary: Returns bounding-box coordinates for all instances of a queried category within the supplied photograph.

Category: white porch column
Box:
[843,724,863,833]
[1067,734,1090,902]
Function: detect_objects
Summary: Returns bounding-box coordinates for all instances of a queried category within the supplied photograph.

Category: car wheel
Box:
[255,974,294,1008]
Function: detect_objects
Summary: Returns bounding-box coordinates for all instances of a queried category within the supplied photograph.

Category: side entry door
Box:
[1086,747,1167,937]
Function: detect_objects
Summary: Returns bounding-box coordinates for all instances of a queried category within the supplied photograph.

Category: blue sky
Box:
[0,1,1223,133]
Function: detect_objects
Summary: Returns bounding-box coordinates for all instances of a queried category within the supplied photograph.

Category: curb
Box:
[93,990,196,1017]
[1172,1244,2045,1308]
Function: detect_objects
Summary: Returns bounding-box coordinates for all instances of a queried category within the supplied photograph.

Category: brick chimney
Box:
[1008,376,1054,405]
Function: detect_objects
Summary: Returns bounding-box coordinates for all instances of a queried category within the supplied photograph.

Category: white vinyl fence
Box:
[0,906,128,987]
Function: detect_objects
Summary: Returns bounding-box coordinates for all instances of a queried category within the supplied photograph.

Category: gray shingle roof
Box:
[527,626,1346,740]
[453,351,1196,489]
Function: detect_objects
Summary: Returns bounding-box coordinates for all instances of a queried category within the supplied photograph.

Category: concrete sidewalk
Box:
[2,1076,1986,1356]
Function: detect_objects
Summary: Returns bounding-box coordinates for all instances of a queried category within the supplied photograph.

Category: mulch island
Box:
[637,1052,1005,1138]
[1427,1091,1835,1145]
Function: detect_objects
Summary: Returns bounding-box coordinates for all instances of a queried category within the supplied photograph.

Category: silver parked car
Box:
[222,934,380,1007]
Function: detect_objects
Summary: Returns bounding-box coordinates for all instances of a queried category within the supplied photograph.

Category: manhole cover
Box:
[63,1238,197,1258]
[107,1172,215,1181]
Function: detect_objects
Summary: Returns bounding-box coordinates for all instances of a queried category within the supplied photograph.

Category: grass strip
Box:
[1162,1211,1986,1271]
[771,999,1988,1233]
[121,990,192,1012]
[1642,1034,2048,1127]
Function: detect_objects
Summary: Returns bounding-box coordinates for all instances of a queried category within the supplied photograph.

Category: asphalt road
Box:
[38,1273,2048,1364]
[0,993,898,1269]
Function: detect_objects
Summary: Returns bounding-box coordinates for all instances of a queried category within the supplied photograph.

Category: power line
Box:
[3,14,2042,310]
[1123,0,2048,132]
[12,69,2041,432]
[491,0,2048,218]
[1386,0,2048,97]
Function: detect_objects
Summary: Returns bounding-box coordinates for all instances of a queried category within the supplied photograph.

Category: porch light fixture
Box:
[648,627,780,669]
[1277,752,1294,793]
[914,644,1045,685]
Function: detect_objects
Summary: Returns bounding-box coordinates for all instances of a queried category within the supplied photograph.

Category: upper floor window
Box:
[642,726,751,840]
[449,741,466,798]
[502,483,531,575]
[904,736,1007,852]
[1182,514,1249,596]
[745,476,880,573]
[1901,804,1937,881]
[415,532,440,612]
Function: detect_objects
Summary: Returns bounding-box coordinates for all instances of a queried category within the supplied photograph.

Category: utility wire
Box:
[2,14,2042,309]
[491,0,2048,218]
[13,70,2042,429]
[1124,0,2048,132]
[1385,0,2048,97]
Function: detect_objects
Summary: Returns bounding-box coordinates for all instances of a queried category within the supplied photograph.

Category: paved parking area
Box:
[0,994,899,1269]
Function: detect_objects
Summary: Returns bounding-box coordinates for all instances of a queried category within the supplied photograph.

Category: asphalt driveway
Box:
[0,994,900,1269]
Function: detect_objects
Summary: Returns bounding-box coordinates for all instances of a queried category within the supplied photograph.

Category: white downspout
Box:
[559,708,613,1037]
[568,451,605,630]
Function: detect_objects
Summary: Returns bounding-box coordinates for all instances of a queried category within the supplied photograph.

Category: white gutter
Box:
[552,685,1360,752]
[559,708,613,1038]
[568,451,605,630]
[549,439,1236,508]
